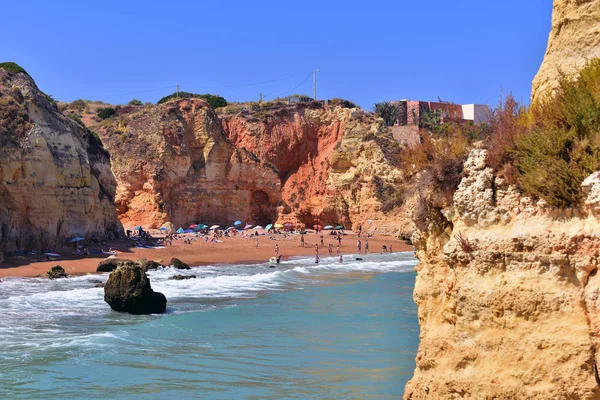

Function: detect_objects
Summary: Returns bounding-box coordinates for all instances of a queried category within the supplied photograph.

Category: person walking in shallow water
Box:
[315,244,319,255]
[328,244,333,256]
[336,244,340,256]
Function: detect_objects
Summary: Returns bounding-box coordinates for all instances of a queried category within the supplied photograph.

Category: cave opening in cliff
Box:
[251,190,276,225]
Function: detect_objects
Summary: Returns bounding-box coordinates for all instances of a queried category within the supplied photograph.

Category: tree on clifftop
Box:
[374,102,400,126]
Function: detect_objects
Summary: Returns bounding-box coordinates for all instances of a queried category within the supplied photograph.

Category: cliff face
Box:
[95,99,281,229]
[221,103,411,234]
[532,0,600,101]
[405,148,600,399]
[0,67,120,259]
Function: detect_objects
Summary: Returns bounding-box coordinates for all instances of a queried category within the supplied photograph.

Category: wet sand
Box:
[0,232,412,278]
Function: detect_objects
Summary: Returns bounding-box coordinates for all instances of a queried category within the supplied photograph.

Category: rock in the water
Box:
[168,274,196,281]
[103,264,167,314]
[140,260,164,272]
[169,258,190,270]
[94,282,106,288]
[97,257,135,273]
[46,265,68,279]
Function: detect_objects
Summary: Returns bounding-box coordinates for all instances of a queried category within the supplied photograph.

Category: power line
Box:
[53,72,313,102]
[274,73,313,98]
[181,72,311,90]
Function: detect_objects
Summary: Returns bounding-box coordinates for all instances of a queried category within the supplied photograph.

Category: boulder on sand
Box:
[47,265,68,279]
[97,257,135,273]
[104,264,167,314]
[169,258,190,270]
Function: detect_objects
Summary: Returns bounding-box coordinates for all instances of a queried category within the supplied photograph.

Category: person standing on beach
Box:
[328,244,333,256]
[357,239,362,254]
[275,244,279,256]
[365,239,369,254]
[320,235,324,247]
[337,234,342,246]
[336,244,340,256]
[300,235,305,247]
[315,244,319,255]
[255,239,259,249]
[389,244,393,253]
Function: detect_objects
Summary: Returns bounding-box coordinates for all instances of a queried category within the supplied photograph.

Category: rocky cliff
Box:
[532,0,600,101]
[220,103,412,234]
[0,64,120,260]
[405,148,600,399]
[94,99,282,229]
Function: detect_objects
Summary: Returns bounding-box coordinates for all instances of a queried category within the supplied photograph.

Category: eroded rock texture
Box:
[96,99,282,229]
[221,103,410,233]
[405,149,600,399]
[532,0,600,101]
[0,66,120,260]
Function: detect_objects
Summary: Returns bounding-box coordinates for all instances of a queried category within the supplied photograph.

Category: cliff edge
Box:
[405,148,600,399]
[0,63,120,260]
[532,0,600,101]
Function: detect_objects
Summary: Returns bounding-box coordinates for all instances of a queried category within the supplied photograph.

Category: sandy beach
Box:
[0,231,411,278]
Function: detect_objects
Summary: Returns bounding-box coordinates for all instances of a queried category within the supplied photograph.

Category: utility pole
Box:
[313,69,319,101]
[176,84,180,98]
[259,92,263,103]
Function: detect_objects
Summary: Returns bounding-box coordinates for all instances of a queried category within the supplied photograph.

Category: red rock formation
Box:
[0,65,120,258]
[221,103,411,234]
[95,99,281,229]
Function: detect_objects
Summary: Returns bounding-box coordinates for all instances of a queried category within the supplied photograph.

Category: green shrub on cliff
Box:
[374,102,400,126]
[486,58,600,207]
[0,62,28,76]
[97,107,116,119]
[157,92,227,108]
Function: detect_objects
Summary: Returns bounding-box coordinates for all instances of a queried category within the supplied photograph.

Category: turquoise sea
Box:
[0,252,419,399]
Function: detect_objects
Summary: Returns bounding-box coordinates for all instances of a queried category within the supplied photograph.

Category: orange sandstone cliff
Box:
[94,99,282,229]
[0,65,120,262]
[220,103,412,234]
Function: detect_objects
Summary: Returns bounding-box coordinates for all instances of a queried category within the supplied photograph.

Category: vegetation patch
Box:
[157,92,227,108]
[0,62,28,76]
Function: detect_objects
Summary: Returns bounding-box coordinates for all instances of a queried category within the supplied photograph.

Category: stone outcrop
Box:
[532,0,600,101]
[169,257,189,270]
[94,99,281,229]
[220,103,411,234]
[46,265,67,279]
[104,264,167,314]
[97,257,134,273]
[0,64,120,260]
[405,149,600,399]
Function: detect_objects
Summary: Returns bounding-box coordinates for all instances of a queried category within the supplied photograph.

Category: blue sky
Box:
[0,0,552,108]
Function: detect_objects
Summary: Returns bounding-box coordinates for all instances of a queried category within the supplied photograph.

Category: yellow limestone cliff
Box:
[0,66,120,262]
[532,0,600,101]
[405,148,600,399]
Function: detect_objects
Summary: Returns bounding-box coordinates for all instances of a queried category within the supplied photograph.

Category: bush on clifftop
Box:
[157,92,227,108]
[0,62,28,76]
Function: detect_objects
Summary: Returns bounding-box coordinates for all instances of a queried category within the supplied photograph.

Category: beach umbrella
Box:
[210,225,220,230]
[323,225,334,230]
[234,221,242,226]
[69,236,85,243]
[244,224,253,230]
[274,223,284,229]
[176,228,185,234]
[133,226,142,230]
[335,225,344,230]
[193,225,203,231]
[253,225,264,230]
[159,227,168,231]
[184,229,193,233]
[189,224,197,229]
[265,224,273,230]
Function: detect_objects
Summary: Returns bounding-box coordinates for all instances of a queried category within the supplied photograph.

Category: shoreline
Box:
[0,232,412,279]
